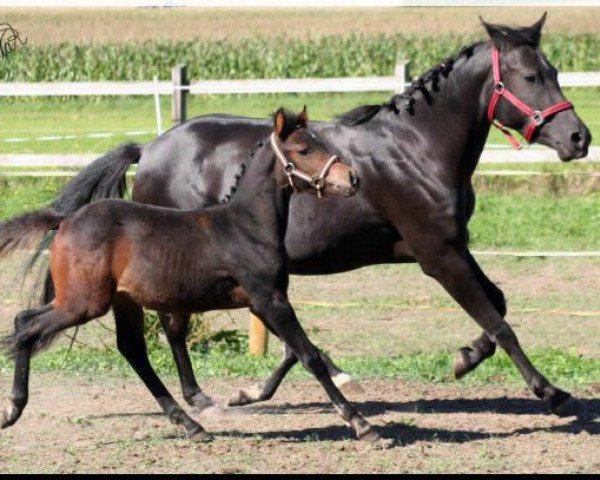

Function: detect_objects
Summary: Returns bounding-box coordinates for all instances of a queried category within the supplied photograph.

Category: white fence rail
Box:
[0,70,597,98]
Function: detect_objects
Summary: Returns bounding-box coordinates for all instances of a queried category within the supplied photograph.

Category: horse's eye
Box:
[298,148,311,156]
[524,75,537,84]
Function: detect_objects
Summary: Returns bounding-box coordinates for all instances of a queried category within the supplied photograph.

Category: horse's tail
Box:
[0,209,66,261]
[26,142,143,303]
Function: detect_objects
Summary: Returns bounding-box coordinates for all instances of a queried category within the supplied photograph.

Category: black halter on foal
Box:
[270,132,339,198]
[488,47,573,150]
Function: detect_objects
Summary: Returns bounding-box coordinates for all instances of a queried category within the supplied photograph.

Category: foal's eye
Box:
[298,148,311,156]
[524,75,537,84]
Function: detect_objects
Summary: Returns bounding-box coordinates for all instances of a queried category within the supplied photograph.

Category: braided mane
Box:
[337,41,484,126]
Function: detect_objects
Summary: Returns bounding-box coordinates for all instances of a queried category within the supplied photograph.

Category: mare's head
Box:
[271,107,359,197]
[482,13,591,160]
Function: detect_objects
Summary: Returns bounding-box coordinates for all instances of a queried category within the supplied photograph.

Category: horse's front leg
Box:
[405,228,584,418]
[453,252,504,379]
[228,324,362,407]
[250,290,378,441]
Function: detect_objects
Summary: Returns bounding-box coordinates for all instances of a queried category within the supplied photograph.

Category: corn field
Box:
[1,33,599,82]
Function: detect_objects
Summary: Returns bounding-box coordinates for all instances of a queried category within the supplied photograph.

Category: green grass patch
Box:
[469,193,600,250]
[0,345,596,389]
[0,182,597,250]
[1,89,598,154]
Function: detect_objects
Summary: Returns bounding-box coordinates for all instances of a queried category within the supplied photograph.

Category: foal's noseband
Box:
[270,132,339,198]
[488,47,573,150]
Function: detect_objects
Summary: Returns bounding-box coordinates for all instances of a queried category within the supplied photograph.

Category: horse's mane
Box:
[336,41,484,126]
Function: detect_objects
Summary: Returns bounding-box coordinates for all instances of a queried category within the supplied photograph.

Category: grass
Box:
[0,344,597,389]
[0,88,599,154]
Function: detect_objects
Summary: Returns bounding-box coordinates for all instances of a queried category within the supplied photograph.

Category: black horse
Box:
[0,108,376,440]
[31,16,591,417]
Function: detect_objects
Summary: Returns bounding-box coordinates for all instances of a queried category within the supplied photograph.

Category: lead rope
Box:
[270,132,339,198]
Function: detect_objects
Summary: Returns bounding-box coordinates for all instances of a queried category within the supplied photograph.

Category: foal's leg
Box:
[229,330,362,407]
[252,292,377,441]
[453,252,502,379]
[157,311,221,414]
[112,296,210,439]
[409,237,583,418]
[1,304,79,428]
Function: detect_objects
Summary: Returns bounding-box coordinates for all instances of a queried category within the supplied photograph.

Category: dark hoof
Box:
[0,401,21,429]
[187,426,213,442]
[227,385,261,407]
[358,428,381,443]
[189,393,222,415]
[454,347,474,380]
[551,395,589,420]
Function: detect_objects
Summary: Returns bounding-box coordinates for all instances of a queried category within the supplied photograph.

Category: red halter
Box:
[487,47,573,150]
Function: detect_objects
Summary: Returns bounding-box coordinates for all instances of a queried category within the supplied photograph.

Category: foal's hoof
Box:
[189,393,223,416]
[358,428,381,443]
[0,401,21,429]
[551,395,590,421]
[453,347,475,380]
[333,373,365,396]
[227,385,262,407]
[187,426,213,443]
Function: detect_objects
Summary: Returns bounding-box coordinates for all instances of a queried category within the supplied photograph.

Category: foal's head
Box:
[271,107,359,197]
[481,13,591,161]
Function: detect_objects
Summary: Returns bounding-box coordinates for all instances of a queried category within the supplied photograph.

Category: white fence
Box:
[1,70,597,98]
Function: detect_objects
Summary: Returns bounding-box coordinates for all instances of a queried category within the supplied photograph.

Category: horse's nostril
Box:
[349,171,359,187]
[571,131,582,144]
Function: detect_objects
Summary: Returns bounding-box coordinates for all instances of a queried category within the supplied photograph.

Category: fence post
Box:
[172,64,188,126]
[249,312,269,357]
[394,59,409,94]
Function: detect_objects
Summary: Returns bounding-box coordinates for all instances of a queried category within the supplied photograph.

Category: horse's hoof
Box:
[551,395,589,421]
[453,347,474,380]
[333,373,365,396]
[227,385,262,407]
[0,401,20,429]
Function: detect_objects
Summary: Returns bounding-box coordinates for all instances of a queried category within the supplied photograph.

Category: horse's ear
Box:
[480,16,509,48]
[298,105,308,128]
[274,108,286,138]
[529,11,547,45]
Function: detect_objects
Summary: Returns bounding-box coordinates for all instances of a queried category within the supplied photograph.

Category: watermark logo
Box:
[0,22,27,59]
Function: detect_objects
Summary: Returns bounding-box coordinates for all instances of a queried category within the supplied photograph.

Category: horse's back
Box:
[133,114,271,209]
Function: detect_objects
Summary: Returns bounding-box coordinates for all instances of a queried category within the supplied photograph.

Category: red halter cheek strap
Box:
[487,47,574,150]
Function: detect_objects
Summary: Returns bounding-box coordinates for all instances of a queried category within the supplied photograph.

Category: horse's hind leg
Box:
[1,304,79,428]
[157,311,221,414]
[112,296,210,440]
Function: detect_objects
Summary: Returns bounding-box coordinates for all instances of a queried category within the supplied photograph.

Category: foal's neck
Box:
[228,143,291,244]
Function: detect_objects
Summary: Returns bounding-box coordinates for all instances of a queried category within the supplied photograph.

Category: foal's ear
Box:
[298,105,309,128]
[274,108,286,138]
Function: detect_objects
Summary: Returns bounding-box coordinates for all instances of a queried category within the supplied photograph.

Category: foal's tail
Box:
[26,143,143,303]
[0,209,65,260]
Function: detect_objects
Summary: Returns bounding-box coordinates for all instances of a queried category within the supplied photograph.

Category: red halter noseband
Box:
[487,47,573,150]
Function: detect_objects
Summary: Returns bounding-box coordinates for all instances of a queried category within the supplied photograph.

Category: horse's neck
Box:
[229,145,291,243]
[388,42,494,175]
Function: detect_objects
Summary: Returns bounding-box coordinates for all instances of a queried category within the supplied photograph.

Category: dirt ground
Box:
[0,256,598,473]
[0,375,599,474]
